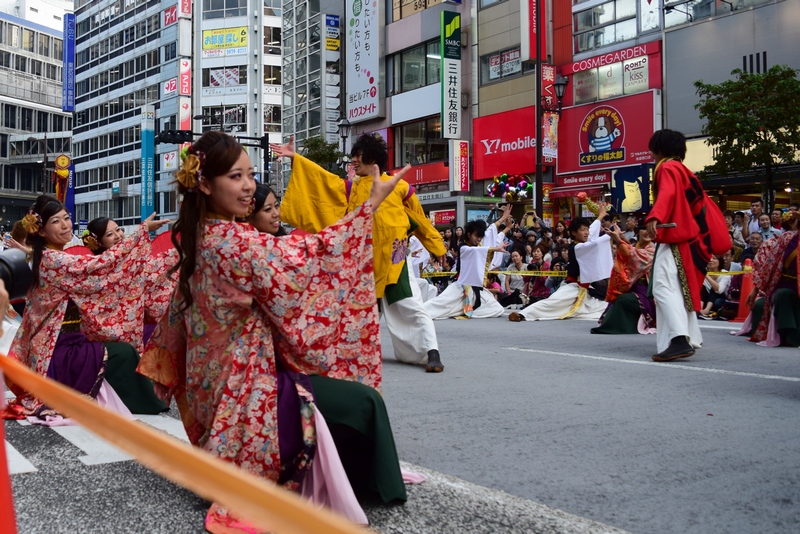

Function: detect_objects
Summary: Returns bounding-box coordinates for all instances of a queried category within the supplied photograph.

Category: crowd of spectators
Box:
[419,200,800,325]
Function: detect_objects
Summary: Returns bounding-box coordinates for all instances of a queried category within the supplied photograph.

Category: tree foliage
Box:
[298,136,345,177]
[695,65,800,210]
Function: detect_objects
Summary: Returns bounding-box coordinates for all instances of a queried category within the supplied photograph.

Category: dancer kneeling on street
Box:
[139,131,412,532]
[275,134,447,373]
[591,223,656,335]
[509,205,611,322]
[423,206,512,320]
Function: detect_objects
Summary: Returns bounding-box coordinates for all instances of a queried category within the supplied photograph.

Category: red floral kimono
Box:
[138,203,381,531]
[7,223,175,416]
[750,230,800,342]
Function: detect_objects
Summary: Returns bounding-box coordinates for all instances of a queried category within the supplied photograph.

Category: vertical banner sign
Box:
[448,139,470,192]
[140,105,156,222]
[519,0,547,63]
[61,13,76,112]
[178,97,191,130]
[440,11,461,139]
[179,0,192,18]
[324,14,342,145]
[346,0,382,122]
[542,111,558,159]
[179,59,192,95]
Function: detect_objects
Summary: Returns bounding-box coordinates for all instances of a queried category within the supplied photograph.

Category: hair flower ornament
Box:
[21,210,43,234]
[81,229,100,251]
[176,147,206,191]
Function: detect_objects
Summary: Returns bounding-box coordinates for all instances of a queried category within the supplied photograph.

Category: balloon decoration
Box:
[487,173,533,202]
[575,191,612,215]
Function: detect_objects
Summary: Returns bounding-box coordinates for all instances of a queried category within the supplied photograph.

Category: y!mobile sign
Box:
[472,106,555,179]
[345,0,383,122]
[61,13,75,112]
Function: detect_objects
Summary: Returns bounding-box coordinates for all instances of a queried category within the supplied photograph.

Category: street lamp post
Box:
[193,113,222,131]
[533,53,569,213]
[338,118,351,171]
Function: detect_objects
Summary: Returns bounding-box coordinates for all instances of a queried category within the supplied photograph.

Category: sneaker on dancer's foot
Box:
[652,336,695,362]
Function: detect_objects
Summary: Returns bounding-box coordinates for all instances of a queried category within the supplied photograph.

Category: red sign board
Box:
[473,107,554,180]
[430,209,456,226]
[179,0,192,18]
[162,5,177,27]
[392,161,448,185]
[179,59,191,96]
[557,91,657,176]
[521,0,547,62]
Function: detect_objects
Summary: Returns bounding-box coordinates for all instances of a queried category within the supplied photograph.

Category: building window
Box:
[264,0,282,17]
[573,0,638,54]
[264,104,281,133]
[391,0,444,23]
[203,0,248,19]
[389,40,441,96]
[22,29,34,52]
[201,66,248,87]
[14,55,26,72]
[163,42,177,62]
[394,117,447,167]
[479,47,530,85]
[263,65,281,85]
[264,27,281,55]
[479,0,506,8]
[2,105,16,129]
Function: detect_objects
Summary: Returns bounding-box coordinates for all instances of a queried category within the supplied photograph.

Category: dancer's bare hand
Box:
[144,213,171,232]
[269,136,295,159]
[646,218,659,240]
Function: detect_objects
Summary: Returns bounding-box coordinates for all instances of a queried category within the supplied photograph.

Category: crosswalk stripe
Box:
[135,414,189,442]
[52,426,133,466]
[5,440,38,474]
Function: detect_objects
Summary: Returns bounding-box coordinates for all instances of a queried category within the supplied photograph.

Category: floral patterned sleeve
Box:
[227,202,383,389]
[142,248,179,323]
[752,236,780,293]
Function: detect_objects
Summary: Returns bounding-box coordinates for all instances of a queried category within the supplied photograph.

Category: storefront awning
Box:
[548,184,604,199]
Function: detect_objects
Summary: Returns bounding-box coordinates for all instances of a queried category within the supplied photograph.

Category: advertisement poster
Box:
[557,90,658,175]
[202,27,248,58]
[345,0,382,122]
[610,164,654,213]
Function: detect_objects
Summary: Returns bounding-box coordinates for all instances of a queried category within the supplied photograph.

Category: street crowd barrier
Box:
[0,355,366,534]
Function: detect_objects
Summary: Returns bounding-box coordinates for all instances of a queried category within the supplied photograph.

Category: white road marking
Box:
[135,414,189,442]
[5,440,37,474]
[503,347,800,382]
[52,426,133,466]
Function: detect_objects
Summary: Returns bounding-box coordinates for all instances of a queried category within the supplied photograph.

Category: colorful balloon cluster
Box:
[487,173,533,202]
[575,191,612,215]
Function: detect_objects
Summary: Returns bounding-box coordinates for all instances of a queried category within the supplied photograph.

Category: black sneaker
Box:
[652,337,696,362]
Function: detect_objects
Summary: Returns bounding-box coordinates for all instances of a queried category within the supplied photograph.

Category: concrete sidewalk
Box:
[365,462,627,534]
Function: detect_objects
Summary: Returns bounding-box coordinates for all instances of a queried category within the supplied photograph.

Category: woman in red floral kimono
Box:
[82,216,178,339]
[5,196,172,419]
[138,131,409,533]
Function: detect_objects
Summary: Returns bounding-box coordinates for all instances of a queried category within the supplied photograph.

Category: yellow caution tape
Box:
[0,354,365,534]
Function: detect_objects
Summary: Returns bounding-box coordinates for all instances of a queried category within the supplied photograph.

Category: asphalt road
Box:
[5,312,800,533]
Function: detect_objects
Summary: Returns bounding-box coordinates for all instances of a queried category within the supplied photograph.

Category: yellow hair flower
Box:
[176,153,202,190]
[21,212,41,234]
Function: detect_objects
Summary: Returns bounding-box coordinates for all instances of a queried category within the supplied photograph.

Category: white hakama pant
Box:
[382,264,439,365]
[652,243,703,353]
[416,278,439,303]
[518,282,607,321]
[423,283,505,320]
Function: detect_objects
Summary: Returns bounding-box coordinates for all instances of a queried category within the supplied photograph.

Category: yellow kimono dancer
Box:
[274,134,448,372]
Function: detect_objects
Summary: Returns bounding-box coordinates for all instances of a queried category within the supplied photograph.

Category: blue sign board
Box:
[140,106,156,221]
[62,14,75,112]
[326,14,339,27]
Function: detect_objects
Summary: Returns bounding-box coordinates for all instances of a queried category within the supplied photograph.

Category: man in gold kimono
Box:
[273,134,448,372]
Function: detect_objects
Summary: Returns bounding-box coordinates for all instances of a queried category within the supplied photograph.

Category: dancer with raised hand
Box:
[509,205,611,322]
[139,131,410,532]
[6,196,170,419]
[275,134,448,373]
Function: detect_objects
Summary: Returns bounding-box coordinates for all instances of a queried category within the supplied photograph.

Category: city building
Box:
[0,0,72,227]
[71,0,283,234]
[283,0,477,226]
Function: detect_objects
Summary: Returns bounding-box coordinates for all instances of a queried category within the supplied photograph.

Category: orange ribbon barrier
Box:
[0,355,365,534]
[0,370,19,534]
[733,259,754,323]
